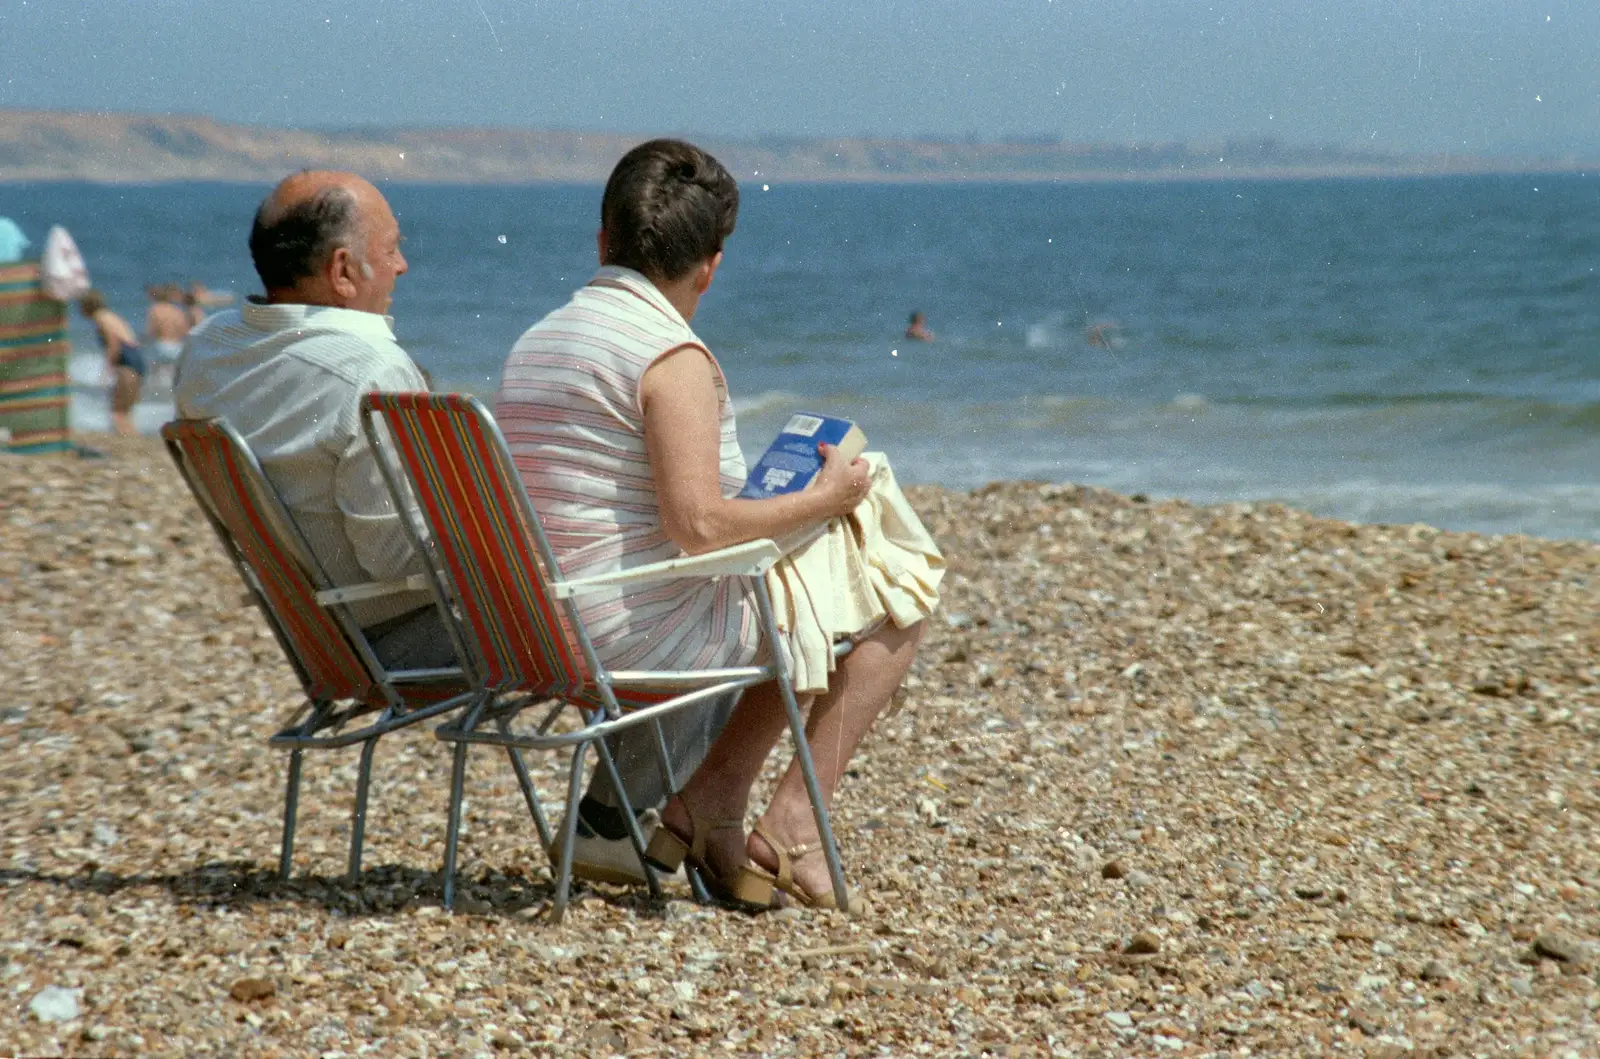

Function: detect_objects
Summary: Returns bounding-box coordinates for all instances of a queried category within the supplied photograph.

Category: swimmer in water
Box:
[905,310,935,342]
[1086,319,1123,349]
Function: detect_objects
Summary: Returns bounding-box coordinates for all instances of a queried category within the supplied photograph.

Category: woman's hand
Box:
[811,443,872,517]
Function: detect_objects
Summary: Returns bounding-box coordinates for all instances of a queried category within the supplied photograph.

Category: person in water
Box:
[79,290,145,435]
[905,310,934,342]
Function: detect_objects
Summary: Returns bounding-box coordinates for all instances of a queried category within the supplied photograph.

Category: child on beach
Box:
[79,290,145,435]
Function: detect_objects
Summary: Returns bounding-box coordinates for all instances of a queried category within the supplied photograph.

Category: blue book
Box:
[737,413,868,499]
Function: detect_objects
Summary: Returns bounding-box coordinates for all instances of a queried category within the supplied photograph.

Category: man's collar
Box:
[241,298,397,340]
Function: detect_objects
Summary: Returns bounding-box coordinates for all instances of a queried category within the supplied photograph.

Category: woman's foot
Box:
[744,814,844,909]
[656,795,751,887]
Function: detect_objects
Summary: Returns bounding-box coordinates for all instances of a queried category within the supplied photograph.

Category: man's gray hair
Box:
[248,180,367,291]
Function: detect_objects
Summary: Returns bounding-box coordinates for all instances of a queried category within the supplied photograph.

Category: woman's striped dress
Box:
[494,266,762,671]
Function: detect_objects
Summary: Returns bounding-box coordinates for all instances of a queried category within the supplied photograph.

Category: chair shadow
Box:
[0,860,673,921]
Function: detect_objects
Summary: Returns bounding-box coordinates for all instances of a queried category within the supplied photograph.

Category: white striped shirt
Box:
[174,301,431,628]
[495,266,761,671]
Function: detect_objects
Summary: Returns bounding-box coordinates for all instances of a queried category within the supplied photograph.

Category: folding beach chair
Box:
[361,392,851,919]
[161,418,475,884]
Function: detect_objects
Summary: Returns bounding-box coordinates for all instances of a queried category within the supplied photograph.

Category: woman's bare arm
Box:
[95,313,121,368]
[641,345,871,555]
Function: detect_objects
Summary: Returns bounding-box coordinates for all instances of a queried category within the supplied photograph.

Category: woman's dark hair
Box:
[248,181,362,291]
[77,289,106,317]
[600,139,739,282]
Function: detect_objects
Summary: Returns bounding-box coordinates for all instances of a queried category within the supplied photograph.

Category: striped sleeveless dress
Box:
[494,266,762,671]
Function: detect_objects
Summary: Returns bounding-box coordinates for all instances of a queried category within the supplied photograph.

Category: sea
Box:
[4,175,1597,541]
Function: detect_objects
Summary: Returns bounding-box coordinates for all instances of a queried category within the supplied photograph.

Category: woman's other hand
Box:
[813,443,871,516]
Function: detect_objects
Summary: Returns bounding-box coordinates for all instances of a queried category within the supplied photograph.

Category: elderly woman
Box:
[496,140,937,909]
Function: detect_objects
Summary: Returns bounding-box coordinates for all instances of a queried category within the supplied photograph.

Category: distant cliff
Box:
[0,110,1589,184]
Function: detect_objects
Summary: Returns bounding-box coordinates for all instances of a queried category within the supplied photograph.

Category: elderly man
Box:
[175,170,451,670]
[176,170,699,884]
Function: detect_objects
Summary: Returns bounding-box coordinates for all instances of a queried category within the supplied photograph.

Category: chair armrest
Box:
[554,538,784,598]
[315,573,430,606]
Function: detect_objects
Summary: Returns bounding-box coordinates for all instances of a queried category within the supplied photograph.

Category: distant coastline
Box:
[1,109,1593,186]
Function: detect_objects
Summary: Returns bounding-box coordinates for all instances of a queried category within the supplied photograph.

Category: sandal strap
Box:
[751,823,795,890]
[676,800,745,861]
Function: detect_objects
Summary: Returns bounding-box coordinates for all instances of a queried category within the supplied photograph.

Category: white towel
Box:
[763,453,945,694]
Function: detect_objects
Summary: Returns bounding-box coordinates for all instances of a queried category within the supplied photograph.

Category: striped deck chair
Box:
[161,418,475,884]
[0,262,71,454]
[362,392,850,919]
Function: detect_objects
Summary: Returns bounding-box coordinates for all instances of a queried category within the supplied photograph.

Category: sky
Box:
[2,0,1596,154]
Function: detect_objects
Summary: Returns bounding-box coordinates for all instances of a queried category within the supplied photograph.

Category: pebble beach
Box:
[2,435,1597,1058]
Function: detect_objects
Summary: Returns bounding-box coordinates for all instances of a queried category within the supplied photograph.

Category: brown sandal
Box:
[643,802,740,872]
[732,823,850,911]
[643,801,772,908]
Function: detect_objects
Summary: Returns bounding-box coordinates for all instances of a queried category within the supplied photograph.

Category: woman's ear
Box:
[694,251,724,295]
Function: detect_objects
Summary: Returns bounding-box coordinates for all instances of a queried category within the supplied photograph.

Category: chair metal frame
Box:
[161,418,475,884]
[361,392,851,919]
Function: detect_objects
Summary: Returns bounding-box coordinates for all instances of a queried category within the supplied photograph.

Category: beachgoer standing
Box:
[144,283,190,386]
[79,290,145,435]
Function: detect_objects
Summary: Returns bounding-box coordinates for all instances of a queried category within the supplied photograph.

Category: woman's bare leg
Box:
[660,680,812,877]
[750,619,925,897]
[111,368,139,435]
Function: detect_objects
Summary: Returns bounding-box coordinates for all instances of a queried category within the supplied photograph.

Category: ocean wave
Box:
[731,389,805,416]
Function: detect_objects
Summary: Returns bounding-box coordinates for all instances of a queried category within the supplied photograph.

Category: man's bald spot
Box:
[259,170,380,233]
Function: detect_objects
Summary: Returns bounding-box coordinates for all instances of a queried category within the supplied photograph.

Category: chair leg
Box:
[754,578,850,911]
[348,736,379,884]
[504,745,553,852]
[595,734,661,899]
[441,741,470,912]
[550,740,587,924]
[643,715,715,903]
[280,748,304,881]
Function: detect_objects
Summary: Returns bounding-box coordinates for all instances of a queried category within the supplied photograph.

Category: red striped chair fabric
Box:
[162,418,379,705]
[365,391,673,711]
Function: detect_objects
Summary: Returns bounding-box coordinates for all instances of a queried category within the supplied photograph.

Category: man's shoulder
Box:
[287,327,417,382]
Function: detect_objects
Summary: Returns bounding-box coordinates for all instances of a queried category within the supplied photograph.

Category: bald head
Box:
[249,170,406,313]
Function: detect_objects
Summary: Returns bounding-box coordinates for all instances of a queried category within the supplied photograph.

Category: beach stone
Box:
[29,985,82,1023]
[1124,931,1161,955]
[228,977,276,1003]
[1103,1011,1133,1030]
[1100,859,1126,880]
[1418,960,1451,982]
[1532,931,1587,964]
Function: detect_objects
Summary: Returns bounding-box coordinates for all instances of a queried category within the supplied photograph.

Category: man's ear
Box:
[328,246,359,301]
[694,251,723,295]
